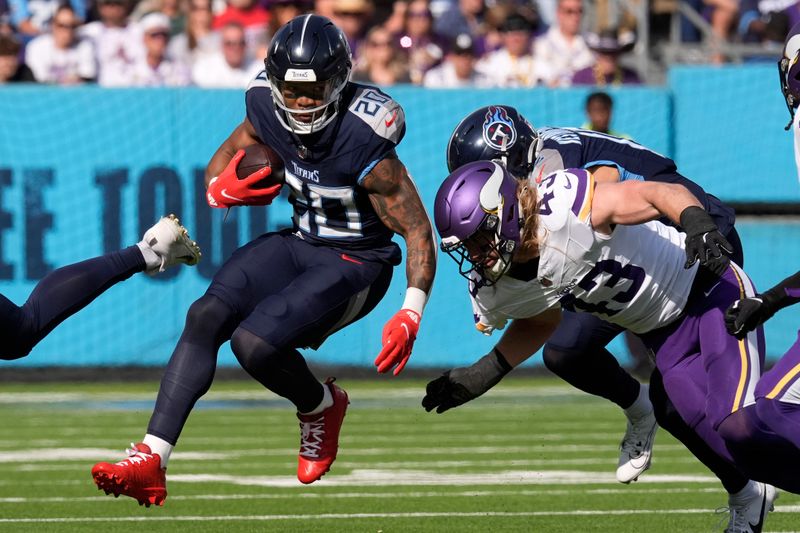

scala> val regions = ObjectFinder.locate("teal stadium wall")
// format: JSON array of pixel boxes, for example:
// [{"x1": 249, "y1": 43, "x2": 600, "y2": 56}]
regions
[{"x1": 0, "y1": 65, "x2": 798, "y2": 368}]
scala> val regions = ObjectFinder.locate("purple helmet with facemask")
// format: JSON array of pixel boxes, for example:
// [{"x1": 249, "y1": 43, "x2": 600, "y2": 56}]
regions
[
  {"x1": 779, "y1": 21, "x2": 800, "y2": 128},
  {"x1": 434, "y1": 160, "x2": 522, "y2": 286}
]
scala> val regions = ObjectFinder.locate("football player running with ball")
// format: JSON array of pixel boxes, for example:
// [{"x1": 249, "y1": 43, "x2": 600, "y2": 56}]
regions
[{"x1": 91, "y1": 14, "x2": 436, "y2": 507}]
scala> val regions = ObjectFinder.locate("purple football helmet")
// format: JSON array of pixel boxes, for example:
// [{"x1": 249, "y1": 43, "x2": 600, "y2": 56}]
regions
[
  {"x1": 434, "y1": 160, "x2": 522, "y2": 285},
  {"x1": 780, "y1": 21, "x2": 800, "y2": 128}
]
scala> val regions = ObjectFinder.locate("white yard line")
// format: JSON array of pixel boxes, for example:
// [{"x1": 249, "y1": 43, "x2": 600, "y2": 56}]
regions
[
  {"x1": 0, "y1": 507, "x2": 799, "y2": 524},
  {"x1": 0, "y1": 487, "x2": 747, "y2": 503},
  {"x1": 165, "y1": 469, "x2": 720, "y2": 487},
  {"x1": 0, "y1": 444, "x2": 689, "y2": 464}
]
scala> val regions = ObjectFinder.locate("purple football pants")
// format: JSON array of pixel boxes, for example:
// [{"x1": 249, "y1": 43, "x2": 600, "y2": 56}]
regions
[{"x1": 641, "y1": 263, "x2": 800, "y2": 493}]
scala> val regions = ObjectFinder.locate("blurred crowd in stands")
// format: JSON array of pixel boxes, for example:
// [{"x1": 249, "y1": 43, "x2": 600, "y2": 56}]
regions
[{"x1": 0, "y1": 0, "x2": 789, "y2": 86}]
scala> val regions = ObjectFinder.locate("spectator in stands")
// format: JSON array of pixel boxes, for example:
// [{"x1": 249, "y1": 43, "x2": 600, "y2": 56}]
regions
[
  {"x1": 7, "y1": 0, "x2": 87, "y2": 41},
  {"x1": 168, "y1": 0, "x2": 219, "y2": 66},
  {"x1": 331, "y1": 0, "x2": 372, "y2": 64},
  {"x1": 212, "y1": 0, "x2": 268, "y2": 57},
  {"x1": 706, "y1": 0, "x2": 739, "y2": 62},
  {"x1": 0, "y1": 32, "x2": 35, "y2": 82},
  {"x1": 423, "y1": 31, "x2": 489, "y2": 87},
  {"x1": 314, "y1": 0, "x2": 336, "y2": 19},
  {"x1": 24, "y1": 4, "x2": 96, "y2": 83},
  {"x1": 80, "y1": 0, "x2": 144, "y2": 87},
  {"x1": 107, "y1": 12, "x2": 190, "y2": 86},
  {"x1": 266, "y1": 0, "x2": 312, "y2": 38},
  {"x1": 571, "y1": 28, "x2": 641, "y2": 86},
  {"x1": 396, "y1": 0, "x2": 445, "y2": 84},
  {"x1": 191, "y1": 21, "x2": 261, "y2": 87},
  {"x1": 582, "y1": 91, "x2": 631, "y2": 137},
  {"x1": 433, "y1": 0, "x2": 487, "y2": 51},
  {"x1": 351, "y1": 25, "x2": 411, "y2": 85},
  {"x1": 131, "y1": 0, "x2": 188, "y2": 36},
  {"x1": 533, "y1": 0, "x2": 593, "y2": 87},
  {"x1": 475, "y1": 11, "x2": 542, "y2": 87},
  {"x1": 738, "y1": 0, "x2": 792, "y2": 50},
  {"x1": 381, "y1": 0, "x2": 408, "y2": 35}
]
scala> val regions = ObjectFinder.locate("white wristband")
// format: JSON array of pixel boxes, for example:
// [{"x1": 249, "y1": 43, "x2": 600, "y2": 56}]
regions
[{"x1": 402, "y1": 287, "x2": 428, "y2": 316}]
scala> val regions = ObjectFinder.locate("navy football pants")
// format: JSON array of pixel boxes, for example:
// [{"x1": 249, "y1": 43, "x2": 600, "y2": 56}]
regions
[
  {"x1": 147, "y1": 231, "x2": 392, "y2": 444},
  {"x1": 0, "y1": 246, "x2": 145, "y2": 360}
]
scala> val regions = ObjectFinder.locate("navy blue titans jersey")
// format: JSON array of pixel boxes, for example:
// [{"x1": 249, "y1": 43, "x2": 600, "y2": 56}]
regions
[
  {"x1": 531, "y1": 127, "x2": 736, "y2": 236},
  {"x1": 245, "y1": 76, "x2": 405, "y2": 264}
]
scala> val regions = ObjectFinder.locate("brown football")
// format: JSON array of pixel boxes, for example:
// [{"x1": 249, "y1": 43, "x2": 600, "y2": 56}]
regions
[{"x1": 236, "y1": 143, "x2": 285, "y2": 188}]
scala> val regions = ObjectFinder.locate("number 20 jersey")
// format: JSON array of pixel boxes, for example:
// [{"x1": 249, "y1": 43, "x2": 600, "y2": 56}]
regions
[
  {"x1": 471, "y1": 169, "x2": 698, "y2": 335},
  {"x1": 245, "y1": 76, "x2": 405, "y2": 264}
]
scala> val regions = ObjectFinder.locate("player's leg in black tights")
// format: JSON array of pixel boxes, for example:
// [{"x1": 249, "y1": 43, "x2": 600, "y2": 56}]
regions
[
  {"x1": 146, "y1": 294, "x2": 239, "y2": 445},
  {"x1": 649, "y1": 369, "x2": 749, "y2": 493},
  {"x1": 0, "y1": 246, "x2": 145, "y2": 360},
  {"x1": 542, "y1": 311, "x2": 640, "y2": 408},
  {"x1": 231, "y1": 328, "x2": 323, "y2": 413}
]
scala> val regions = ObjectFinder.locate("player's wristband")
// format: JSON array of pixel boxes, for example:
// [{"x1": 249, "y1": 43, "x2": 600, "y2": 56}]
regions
[{"x1": 401, "y1": 287, "x2": 428, "y2": 316}]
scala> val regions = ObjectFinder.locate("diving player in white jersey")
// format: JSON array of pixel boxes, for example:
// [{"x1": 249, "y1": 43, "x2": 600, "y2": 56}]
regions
[{"x1": 428, "y1": 162, "x2": 800, "y2": 530}]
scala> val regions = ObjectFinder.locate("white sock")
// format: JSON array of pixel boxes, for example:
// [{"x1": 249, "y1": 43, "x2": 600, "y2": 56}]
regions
[
  {"x1": 624, "y1": 384, "x2": 652, "y2": 419},
  {"x1": 136, "y1": 241, "x2": 161, "y2": 271},
  {"x1": 300, "y1": 383, "x2": 333, "y2": 416},
  {"x1": 729, "y1": 480, "x2": 759, "y2": 502},
  {"x1": 143, "y1": 434, "x2": 173, "y2": 469}
]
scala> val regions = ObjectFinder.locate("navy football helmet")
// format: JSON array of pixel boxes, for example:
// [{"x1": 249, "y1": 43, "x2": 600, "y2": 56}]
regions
[
  {"x1": 780, "y1": 21, "x2": 800, "y2": 128},
  {"x1": 446, "y1": 105, "x2": 542, "y2": 179},
  {"x1": 265, "y1": 14, "x2": 352, "y2": 135}
]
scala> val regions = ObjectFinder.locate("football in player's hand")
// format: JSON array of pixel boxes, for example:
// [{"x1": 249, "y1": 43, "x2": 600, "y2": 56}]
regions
[{"x1": 237, "y1": 143, "x2": 285, "y2": 188}]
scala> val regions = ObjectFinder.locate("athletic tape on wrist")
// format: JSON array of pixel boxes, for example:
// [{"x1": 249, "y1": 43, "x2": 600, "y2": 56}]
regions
[{"x1": 401, "y1": 287, "x2": 427, "y2": 316}]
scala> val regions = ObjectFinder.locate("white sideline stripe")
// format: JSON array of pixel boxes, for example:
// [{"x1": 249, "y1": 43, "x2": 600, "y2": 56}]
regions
[
  {"x1": 0, "y1": 487, "x2": 744, "y2": 503},
  {"x1": 5, "y1": 456, "x2": 705, "y2": 474},
  {"x1": 2, "y1": 507, "x2": 800, "y2": 523},
  {"x1": 0, "y1": 444, "x2": 689, "y2": 463},
  {"x1": 167, "y1": 469, "x2": 719, "y2": 487}
]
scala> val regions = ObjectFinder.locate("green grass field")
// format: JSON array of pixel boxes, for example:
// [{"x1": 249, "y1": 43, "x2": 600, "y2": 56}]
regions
[{"x1": 0, "y1": 376, "x2": 797, "y2": 532}]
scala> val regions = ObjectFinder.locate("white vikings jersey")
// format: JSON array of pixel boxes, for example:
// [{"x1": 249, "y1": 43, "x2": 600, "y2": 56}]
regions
[{"x1": 471, "y1": 169, "x2": 698, "y2": 334}]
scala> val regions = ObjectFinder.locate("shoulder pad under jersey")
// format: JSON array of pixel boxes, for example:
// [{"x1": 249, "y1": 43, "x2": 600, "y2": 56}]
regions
[
  {"x1": 536, "y1": 168, "x2": 594, "y2": 233},
  {"x1": 347, "y1": 85, "x2": 405, "y2": 144}
]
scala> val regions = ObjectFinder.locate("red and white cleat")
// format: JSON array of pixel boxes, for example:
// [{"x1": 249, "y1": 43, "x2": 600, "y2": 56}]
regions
[
  {"x1": 296, "y1": 378, "x2": 349, "y2": 484},
  {"x1": 91, "y1": 443, "x2": 167, "y2": 507}
]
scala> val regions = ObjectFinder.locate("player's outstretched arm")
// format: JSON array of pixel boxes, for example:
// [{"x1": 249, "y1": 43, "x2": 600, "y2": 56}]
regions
[
  {"x1": 591, "y1": 180, "x2": 733, "y2": 272},
  {"x1": 363, "y1": 152, "x2": 436, "y2": 376},
  {"x1": 726, "y1": 270, "x2": 800, "y2": 338},
  {"x1": 422, "y1": 309, "x2": 561, "y2": 413}
]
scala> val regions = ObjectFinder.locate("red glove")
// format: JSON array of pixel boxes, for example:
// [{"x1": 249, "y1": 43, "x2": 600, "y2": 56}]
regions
[
  {"x1": 206, "y1": 150, "x2": 282, "y2": 208},
  {"x1": 375, "y1": 309, "x2": 420, "y2": 375}
]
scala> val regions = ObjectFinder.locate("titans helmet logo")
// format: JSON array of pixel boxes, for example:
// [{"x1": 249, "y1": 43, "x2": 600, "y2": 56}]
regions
[{"x1": 482, "y1": 106, "x2": 517, "y2": 151}]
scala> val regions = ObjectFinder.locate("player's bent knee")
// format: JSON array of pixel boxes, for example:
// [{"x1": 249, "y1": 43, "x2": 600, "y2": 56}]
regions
[
  {"x1": 184, "y1": 295, "x2": 235, "y2": 336},
  {"x1": 231, "y1": 327, "x2": 282, "y2": 373},
  {"x1": 542, "y1": 344, "x2": 582, "y2": 374}
]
